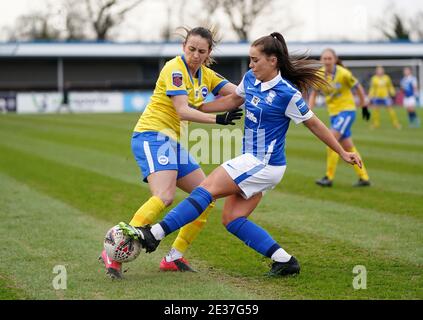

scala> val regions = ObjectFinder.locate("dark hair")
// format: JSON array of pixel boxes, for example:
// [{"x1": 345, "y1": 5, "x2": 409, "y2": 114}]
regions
[
  {"x1": 251, "y1": 32, "x2": 327, "y2": 94},
  {"x1": 322, "y1": 48, "x2": 344, "y2": 67},
  {"x1": 177, "y1": 26, "x2": 220, "y2": 66}
]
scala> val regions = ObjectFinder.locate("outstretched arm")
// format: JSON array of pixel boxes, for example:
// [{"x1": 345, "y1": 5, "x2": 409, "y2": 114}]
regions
[
  {"x1": 303, "y1": 115, "x2": 362, "y2": 168},
  {"x1": 172, "y1": 95, "x2": 216, "y2": 123},
  {"x1": 354, "y1": 83, "x2": 371, "y2": 121},
  {"x1": 355, "y1": 83, "x2": 368, "y2": 107},
  {"x1": 172, "y1": 94, "x2": 243, "y2": 125},
  {"x1": 199, "y1": 92, "x2": 245, "y2": 113}
]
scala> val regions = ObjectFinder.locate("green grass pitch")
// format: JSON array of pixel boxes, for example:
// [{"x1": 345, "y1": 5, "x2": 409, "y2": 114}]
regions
[{"x1": 0, "y1": 108, "x2": 422, "y2": 299}]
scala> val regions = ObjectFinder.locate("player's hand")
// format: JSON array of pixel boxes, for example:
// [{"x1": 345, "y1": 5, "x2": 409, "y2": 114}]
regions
[
  {"x1": 362, "y1": 106, "x2": 371, "y2": 121},
  {"x1": 216, "y1": 108, "x2": 243, "y2": 125},
  {"x1": 341, "y1": 151, "x2": 362, "y2": 168}
]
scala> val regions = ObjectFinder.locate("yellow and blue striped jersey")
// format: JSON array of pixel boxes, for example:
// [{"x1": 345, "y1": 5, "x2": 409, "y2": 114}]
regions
[
  {"x1": 317, "y1": 65, "x2": 359, "y2": 116},
  {"x1": 134, "y1": 55, "x2": 228, "y2": 141},
  {"x1": 368, "y1": 75, "x2": 395, "y2": 99}
]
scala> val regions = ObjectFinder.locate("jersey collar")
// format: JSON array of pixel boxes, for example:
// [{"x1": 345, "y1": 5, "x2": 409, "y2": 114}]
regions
[
  {"x1": 254, "y1": 72, "x2": 282, "y2": 92},
  {"x1": 181, "y1": 55, "x2": 203, "y2": 86},
  {"x1": 332, "y1": 65, "x2": 337, "y2": 80}
]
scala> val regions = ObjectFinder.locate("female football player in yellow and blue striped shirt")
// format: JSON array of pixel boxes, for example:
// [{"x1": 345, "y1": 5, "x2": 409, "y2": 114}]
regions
[
  {"x1": 308, "y1": 48, "x2": 371, "y2": 188},
  {"x1": 100, "y1": 27, "x2": 242, "y2": 279},
  {"x1": 369, "y1": 66, "x2": 401, "y2": 129}
]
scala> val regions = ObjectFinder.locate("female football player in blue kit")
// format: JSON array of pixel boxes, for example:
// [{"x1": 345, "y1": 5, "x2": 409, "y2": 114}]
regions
[
  {"x1": 401, "y1": 67, "x2": 420, "y2": 128},
  {"x1": 120, "y1": 32, "x2": 362, "y2": 276},
  {"x1": 100, "y1": 27, "x2": 242, "y2": 279}
]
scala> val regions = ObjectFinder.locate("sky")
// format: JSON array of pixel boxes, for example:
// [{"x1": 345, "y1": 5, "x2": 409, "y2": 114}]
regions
[{"x1": 0, "y1": 0, "x2": 422, "y2": 42}]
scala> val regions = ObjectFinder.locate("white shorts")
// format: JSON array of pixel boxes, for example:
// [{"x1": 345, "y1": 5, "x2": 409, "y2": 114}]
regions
[
  {"x1": 403, "y1": 96, "x2": 416, "y2": 108},
  {"x1": 222, "y1": 153, "x2": 286, "y2": 199}
]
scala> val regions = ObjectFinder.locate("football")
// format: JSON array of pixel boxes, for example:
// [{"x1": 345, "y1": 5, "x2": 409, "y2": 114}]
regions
[{"x1": 104, "y1": 225, "x2": 141, "y2": 263}]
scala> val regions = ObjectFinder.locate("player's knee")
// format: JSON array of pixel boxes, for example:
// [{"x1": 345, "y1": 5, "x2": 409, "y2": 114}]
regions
[
  {"x1": 199, "y1": 179, "x2": 211, "y2": 189},
  {"x1": 198, "y1": 180, "x2": 215, "y2": 196},
  {"x1": 221, "y1": 213, "x2": 233, "y2": 227},
  {"x1": 153, "y1": 192, "x2": 174, "y2": 207}
]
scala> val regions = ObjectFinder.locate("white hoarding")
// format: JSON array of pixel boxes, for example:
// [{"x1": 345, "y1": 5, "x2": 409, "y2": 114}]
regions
[
  {"x1": 17, "y1": 92, "x2": 62, "y2": 114},
  {"x1": 16, "y1": 92, "x2": 124, "y2": 113},
  {"x1": 70, "y1": 92, "x2": 123, "y2": 113}
]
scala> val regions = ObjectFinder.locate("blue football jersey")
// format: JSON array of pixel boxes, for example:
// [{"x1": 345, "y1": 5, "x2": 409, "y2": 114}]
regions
[
  {"x1": 400, "y1": 75, "x2": 417, "y2": 97},
  {"x1": 236, "y1": 70, "x2": 314, "y2": 166}
]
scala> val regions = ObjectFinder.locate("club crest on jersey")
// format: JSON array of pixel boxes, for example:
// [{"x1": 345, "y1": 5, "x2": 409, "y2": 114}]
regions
[
  {"x1": 251, "y1": 96, "x2": 260, "y2": 106},
  {"x1": 172, "y1": 71, "x2": 183, "y2": 87},
  {"x1": 265, "y1": 90, "x2": 276, "y2": 105},
  {"x1": 158, "y1": 155, "x2": 169, "y2": 165},
  {"x1": 201, "y1": 86, "x2": 208, "y2": 98}
]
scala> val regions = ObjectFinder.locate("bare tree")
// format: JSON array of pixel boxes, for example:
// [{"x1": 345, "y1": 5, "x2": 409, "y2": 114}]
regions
[
  {"x1": 7, "y1": 10, "x2": 61, "y2": 41},
  {"x1": 203, "y1": 2, "x2": 220, "y2": 21},
  {"x1": 6, "y1": 0, "x2": 89, "y2": 41},
  {"x1": 4, "y1": 0, "x2": 145, "y2": 41},
  {"x1": 84, "y1": 0, "x2": 144, "y2": 40},
  {"x1": 160, "y1": 1, "x2": 173, "y2": 41},
  {"x1": 159, "y1": 0, "x2": 189, "y2": 41},
  {"x1": 62, "y1": 0, "x2": 90, "y2": 40},
  {"x1": 220, "y1": 0, "x2": 273, "y2": 41},
  {"x1": 197, "y1": 0, "x2": 290, "y2": 41},
  {"x1": 380, "y1": 13, "x2": 411, "y2": 41},
  {"x1": 410, "y1": 11, "x2": 423, "y2": 41}
]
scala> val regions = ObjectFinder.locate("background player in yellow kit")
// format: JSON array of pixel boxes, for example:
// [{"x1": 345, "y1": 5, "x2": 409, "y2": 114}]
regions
[
  {"x1": 368, "y1": 66, "x2": 401, "y2": 129},
  {"x1": 308, "y1": 48, "x2": 371, "y2": 188},
  {"x1": 100, "y1": 26, "x2": 242, "y2": 279}
]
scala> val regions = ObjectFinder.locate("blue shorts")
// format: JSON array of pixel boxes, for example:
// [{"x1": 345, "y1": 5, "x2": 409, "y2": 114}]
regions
[
  {"x1": 330, "y1": 111, "x2": 356, "y2": 140},
  {"x1": 371, "y1": 98, "x2": 392, "y2": 106},
  {"x1": 132, "y1": 131, "x2": 200, "y2": 182}
]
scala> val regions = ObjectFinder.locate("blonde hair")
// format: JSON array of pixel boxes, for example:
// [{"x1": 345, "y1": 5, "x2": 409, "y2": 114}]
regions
[{"x1": 321, "y1": 48, "x2": 344, "y2": 67}]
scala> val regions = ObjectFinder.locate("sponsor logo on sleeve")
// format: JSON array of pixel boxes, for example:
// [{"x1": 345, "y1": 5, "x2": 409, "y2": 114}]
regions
[
  {"x1": 172, "y1": 71, "x2": 183, "y2": 87},
  {"x1": 295, "y1": 99, "x2": 309, "y2": 115}
]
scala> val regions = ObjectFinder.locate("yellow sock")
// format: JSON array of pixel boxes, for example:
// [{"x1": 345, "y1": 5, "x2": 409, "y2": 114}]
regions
[
  {"x1": 372, "y1": 108, "x2": 380, "y2": 128},
  {"x1": 129, "y1": 196, "x2": 166, "y2": 227},
  {"x1": 172, "y1": 201, "x2": 215, "y2": 254},
  {"x1": 349, "y1": 147, "x2": 369, "y2": 181},
  {"x1": 326, "y1": 147, "x2": 339, "y2": 180},
  {"x1": 388, "y1": 108, "x2": 401, "y2": 128}
]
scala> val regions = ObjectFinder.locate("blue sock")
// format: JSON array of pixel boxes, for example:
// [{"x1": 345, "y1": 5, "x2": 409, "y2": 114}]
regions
[
  {"x1": 409, "y1": 112, "x2": 416, "y2": 122},
  {"x1": 226, "y1": 217, "x2": 280, "y2": 258},
  {"x1": 159, "y1": 187, "x2": 213, "y2": 235}
]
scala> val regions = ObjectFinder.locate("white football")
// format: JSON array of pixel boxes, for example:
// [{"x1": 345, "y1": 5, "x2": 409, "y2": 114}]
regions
[{"x1": 104, "y1": 225, "x2": 141, "y2": 263}]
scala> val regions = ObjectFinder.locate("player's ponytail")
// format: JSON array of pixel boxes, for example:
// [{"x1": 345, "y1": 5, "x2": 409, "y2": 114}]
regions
[{"x1": 252, "y1": 32, "x2": 327, "y2": 94}]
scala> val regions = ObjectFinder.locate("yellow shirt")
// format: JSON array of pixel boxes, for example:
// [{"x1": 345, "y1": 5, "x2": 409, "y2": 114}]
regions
[
  {"x1": 134, "y1": 55, "x2": 228, "y2": 141},
  {"x1": 318, "y1": 65, "x2": 358, "y2": 116},
  {"x1": 368, "y1": 75, "x2": 395, "y2": 99}
]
